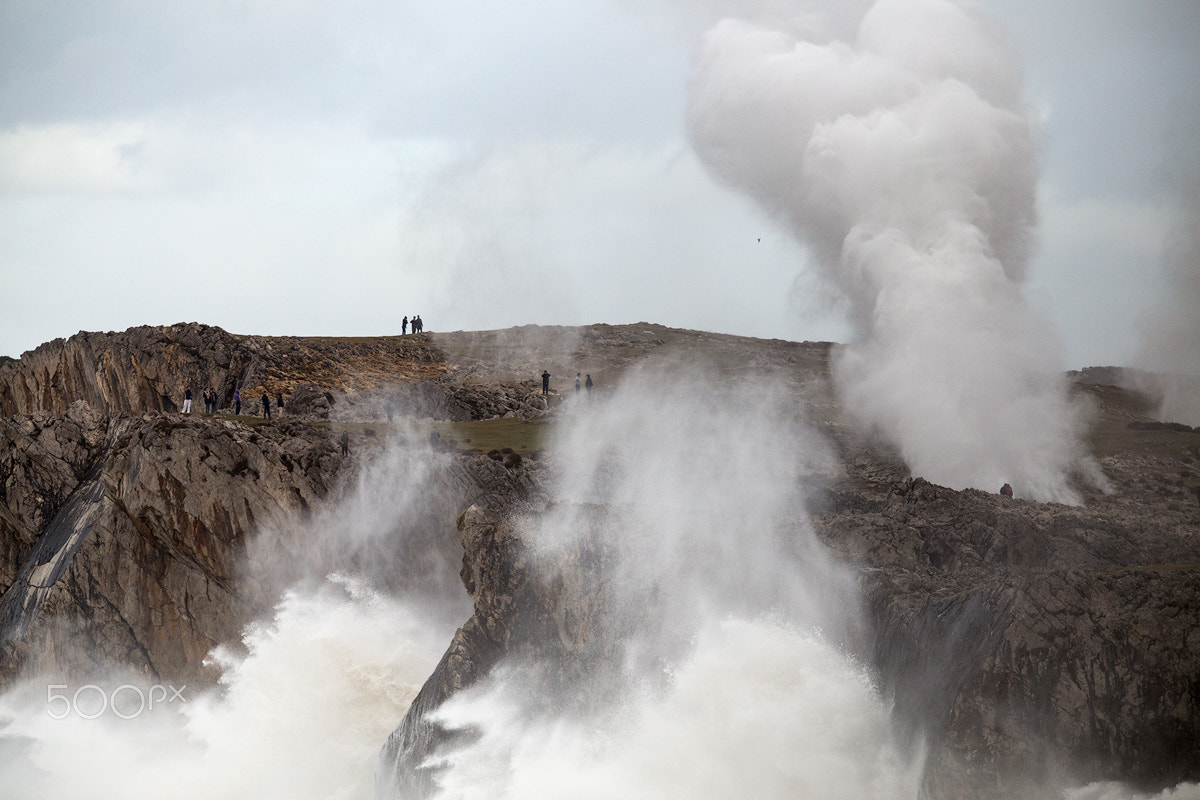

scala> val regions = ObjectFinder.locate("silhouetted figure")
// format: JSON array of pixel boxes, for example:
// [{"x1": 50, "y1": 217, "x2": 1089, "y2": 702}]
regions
[
  {"x1": 183, "y1": 387, "x2": 193, "y2": 414},
  {"x1": 1000, "y1": 483, "x2": 1013, "y2": 498},
  {"x1": 209, "y1": 388, "x2": 218, "y2": 413},
  {"x1": 262, "y1": 392, "x2": 271, "y2": 420},
  {"x1": 339, "y1": 431, "x2": 350, "y2": 455},
  {"x1": 402, "y1": 316, "x2": 408, "y2": 335},
  {"x1": 276, "y1": 393, "x2": 284, "y2": 416},
  {"x1": 575, "y1": 373, "x2": 581, "y2": 393},
  {"x1": 585, "y1": 374, "x2": 593, "y2": 395},
  {"x1": 234, "y1": 389, "x2": 242, "y2": 415},
  {"x1": 542, "y1": 370, "x2": 551, "y2": 396},
  {"x1": 414, "y1": 315, "x2": 423, "y2": 333}
]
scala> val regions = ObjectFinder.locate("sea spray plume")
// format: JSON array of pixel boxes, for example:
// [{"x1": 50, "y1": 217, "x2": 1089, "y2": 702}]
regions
[
  {"x1": 429, "y1": 620, "x2": 923, "y2": 800},
  {"x1": 542, "y1": 363, "x2": 856, "y2": 638},
  {"x1": 406, "y1": 365, "x2": 923, "y2": 798},
  {"x1": 245, "y1": 421, "x2": 471, "y2": 627},
  {"x1": 1135, "y1": 150, "x2": 1200, "y2": 427},
  {"x1": 686, "y1": 0, "x2": 1100, "y2": 502}
]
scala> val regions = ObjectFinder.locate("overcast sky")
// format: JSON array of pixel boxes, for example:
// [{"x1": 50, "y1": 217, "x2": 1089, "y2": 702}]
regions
[{"x1": 1, "y1": 0, "x2": 1196, "y2": 368}]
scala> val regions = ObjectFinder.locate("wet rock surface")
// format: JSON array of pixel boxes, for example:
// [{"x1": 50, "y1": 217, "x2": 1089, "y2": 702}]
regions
[{"x1": 1, "y1": 322, "x2": 1197, "y2": 799}]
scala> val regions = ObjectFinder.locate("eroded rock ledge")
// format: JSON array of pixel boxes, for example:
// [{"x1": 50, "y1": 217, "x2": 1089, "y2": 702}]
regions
[{"x1": 381, "y1": 479, "x2": 1200, "y2": 800}]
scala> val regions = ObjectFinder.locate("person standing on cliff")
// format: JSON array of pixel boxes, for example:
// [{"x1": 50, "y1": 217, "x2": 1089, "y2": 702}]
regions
[
  {"x1": 183, "y1": 387, "x2": 193, "y2": 414},
  {"x1": 234, "y1": 389, "x2": 242, "y2": 415},
  {"x1": 262, "y1": 392, "x2": 271, "y2": 420},
  {"x1": 542, "y1": 370, "x2": 551, "y2": 396},
  {"x1": 585, "y1": 374, "x2": 593, "y2": 395},
  {"x1": 575, "y1": 373, "x2": 581, "y2": 394},
  {"x1": 339, "y1": 430, "x2": 350, "y2": 456},
  {"x1": 402, "y1": 316, "x2": 408, "y2": 335},
  {"x1": 276, "y1": 392, "x2": 284, "y2": 417}
]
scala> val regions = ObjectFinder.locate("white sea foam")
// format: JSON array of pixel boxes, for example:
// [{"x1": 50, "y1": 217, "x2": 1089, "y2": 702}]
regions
[{"x1": 0, "y1": 576, "x2": 449, "y2": 800}]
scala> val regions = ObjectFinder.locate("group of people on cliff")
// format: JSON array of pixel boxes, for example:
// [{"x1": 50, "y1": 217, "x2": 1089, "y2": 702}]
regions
[
  {"x1": 402, "y1": 315, "x2": 424, "y2": 335},
  {"x1": 182, "y1": 386, "x2": 284, "y2": 419},
  {"x1": 540, "y1": 370, "x2": 593, "y2": 397}
]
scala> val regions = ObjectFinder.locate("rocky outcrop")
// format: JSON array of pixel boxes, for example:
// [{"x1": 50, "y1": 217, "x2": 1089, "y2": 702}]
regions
[
  {"x1": 0, "y1": 408, "x2": 345, "y2": 683},
  {"x1": 379, "y1": 502, "x2": 626, "y2": 798},
  {"x1": 375, "y1": 367, "x2": 1200, "y2": 800},
  {"x1": 0, "y1": 406, "x2": 554, "y2": 687},
  {"x1": 0, "y1": 323, "x2": 450, "y2": 418},
  {"x1": 378, "y1": 474, "x2": 1200, "y2": 800},
  {"x1": 810, "y1": 478, "x2": 1200, "y2": 798},
  {"x1": 3, "y1": 322, "x2": 1198, "y2": 799}
]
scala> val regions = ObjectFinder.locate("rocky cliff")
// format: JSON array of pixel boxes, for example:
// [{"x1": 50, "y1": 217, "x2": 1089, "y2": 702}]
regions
[
  {"x1": 0, "y1": 323, "x2": 448, "y2": 418},
  {"x1": 0, "y1": 405, "x2": 343, "y2": 683},
  {"x1": 1, "y1": 322, "x2": 1198, "y2": 799}
]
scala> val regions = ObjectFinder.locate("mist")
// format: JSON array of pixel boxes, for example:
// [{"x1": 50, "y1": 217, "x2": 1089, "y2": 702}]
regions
[
  {"x1": 393, "y1": 363, "x2": 926, "y2": 799},
  {"x1": 686, "y1": 0, "x2": 1100, "y2": 502},
  {"x1": 1134, "y1": 135, "x2": 1200, "y2": 426}
]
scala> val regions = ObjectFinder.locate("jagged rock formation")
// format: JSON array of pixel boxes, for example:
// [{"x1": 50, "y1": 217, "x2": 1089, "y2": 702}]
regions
[
  {"x1": 0, "y1": 322, "x2": 568, "y2": 686},
  {"x1": 379, "y1": 502, "x2": 636, "y2": 797},
  {"x1": 373, "y1": 340, "x2": 1200, "y2": 799},
  {"x1": 0, "y1": 408, "x2": 344, "y2": 683},
  {"x1": 0, "y1": 323, "x2": 448, "y2": 418},
  {"x1": 376, "y1": 472, "x2": 1200, "y2": 800},
  {"x1": 1, "y1": 322, "x2": 1198, "y2": 799},
  {"x1": 812, "y1": 476, "x2": 1200, "y2": 798}
]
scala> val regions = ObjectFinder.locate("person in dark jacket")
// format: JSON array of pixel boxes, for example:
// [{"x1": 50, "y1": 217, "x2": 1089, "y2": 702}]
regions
[
  {"x1": 262, "y1": 392, "x2": 271, "y2": 420},
  {"x1": 541, "y1": 370, "x2": 551, "y2": 396}
]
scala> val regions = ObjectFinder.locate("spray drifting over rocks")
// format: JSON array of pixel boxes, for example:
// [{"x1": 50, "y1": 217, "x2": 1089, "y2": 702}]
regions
[{"x1": 686, "y1": 0, "x2": 1100, "y2": 502}]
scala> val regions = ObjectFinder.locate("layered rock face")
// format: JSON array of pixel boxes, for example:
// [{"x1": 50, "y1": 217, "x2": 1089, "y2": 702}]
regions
[
  {"x1": 374, "y1": 351, "x2": 1200, "y2": 800},
  {"x1": 0, "y1": 323, "x2": 563, "y2": 687},
  {"x1": 380, "y1": 478, "x2": 1200, "y2": 800},
  {"x1": 0, "y1": 322, "x2": 449, "y2": 418},
  {"x1": 0, "y1": 407, "x2": 343, "y2": 683},
  {"x1": 2, "y1": 322, "x2": 1198, "y2": 799},
  {"x1": 814, "y1": 477, "x2": 1200, "y2": 798}
]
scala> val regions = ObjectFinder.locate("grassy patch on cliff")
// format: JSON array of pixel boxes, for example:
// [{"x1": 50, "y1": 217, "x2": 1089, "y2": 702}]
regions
[{"x1": 434, "y1": 418, "x2": 550, "y2": 454}]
